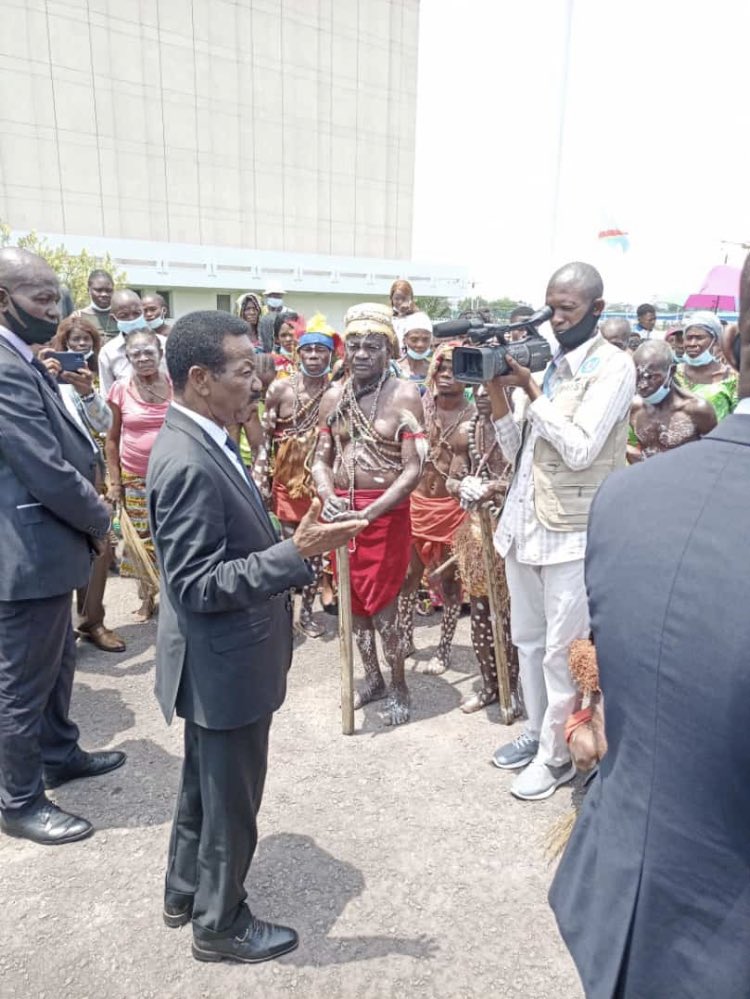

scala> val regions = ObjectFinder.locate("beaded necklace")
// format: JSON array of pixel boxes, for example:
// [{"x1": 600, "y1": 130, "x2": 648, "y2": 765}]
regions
[
  {"x1": 426, "y1": 399, "x2": 473, "y2": 480},
  {"x1": 329, "y1": 371, "x2": 403, "y2": 506}
]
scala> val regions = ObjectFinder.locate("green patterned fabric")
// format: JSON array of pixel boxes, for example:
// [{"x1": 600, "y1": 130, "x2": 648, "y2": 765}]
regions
[{"x1": 675, "y1": 368, "x2": 738, "y2": 421}]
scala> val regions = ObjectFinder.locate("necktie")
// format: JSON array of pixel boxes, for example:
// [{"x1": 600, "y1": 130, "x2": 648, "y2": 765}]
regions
[
  {"x1": 223, "y1": 434, "x2": 268, "y2": 515},
  {"x1": 31, "y1": 357, "x2": 61, "y2": 396}
]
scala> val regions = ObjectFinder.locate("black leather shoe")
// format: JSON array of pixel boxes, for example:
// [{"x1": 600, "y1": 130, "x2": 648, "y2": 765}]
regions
[
  {"x1": 192, "y1": 917, "x2": 299, "y2": 964},
  {"x1": 44, "y1": 750, "x2": 127, "y2": 790},
  {"x1": 163, "y1": 893, "x2": 193, "y2": 929},
  {"x1": 1, "y1": 799, "x2": 93, "y2": 845}
]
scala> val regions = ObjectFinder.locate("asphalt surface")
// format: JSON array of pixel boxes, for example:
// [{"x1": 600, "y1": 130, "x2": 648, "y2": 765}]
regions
[{"x1": 0, "y1": 577, "x2": 583, "y2": 998}]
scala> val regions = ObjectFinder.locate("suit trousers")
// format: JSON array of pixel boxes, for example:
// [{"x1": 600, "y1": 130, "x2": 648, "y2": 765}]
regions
[
  {"x1": 0, "y1": 593, "x2": 81, "y2": 813},
  {"x1": 75, "y1": 541, "x2": 112, "y2": 633},
  {"x1": 505, "y1": 548, "x2": 589, "y2": 767},
  {"x1": 165, "y1": 715, "x2": 272, "y2": 939}
]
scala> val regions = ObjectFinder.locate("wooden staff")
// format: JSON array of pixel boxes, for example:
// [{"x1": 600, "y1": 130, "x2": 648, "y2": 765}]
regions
[
  {"x1": 337, "y1": 545, "x2": 355, "y2": 735},
  {"x1": 478, "y1": 508, "x2": 514, "y2": 725}
]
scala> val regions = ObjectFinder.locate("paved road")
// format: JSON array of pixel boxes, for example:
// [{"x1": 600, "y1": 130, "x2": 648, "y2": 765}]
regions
[{"x1": 0, "y1": 577, "x2": 582, "y2": 998}]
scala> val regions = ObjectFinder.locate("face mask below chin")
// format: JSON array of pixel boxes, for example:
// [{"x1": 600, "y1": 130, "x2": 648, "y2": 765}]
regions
[
  {"x1": 406, "y1": 347, "x2": 432, "y2": 361},
  {"x1": 3, "y1": 294, "x2": 58, "y2": 345},
  {"x1": 147, "y1": 316, "x2": 165, "y2": 330},
  {"x1": 684, "y1": 347, "x2": 715, "y2": 367},
  {"x1": 117, "y1": 316, "x2": 148, "y2": 335},
  {"x1": 555, "y1": 304, "x2": 600, "y2": 352},
  {"x1": 642, "y1": 377, "x2": 671, "y2": 405}
]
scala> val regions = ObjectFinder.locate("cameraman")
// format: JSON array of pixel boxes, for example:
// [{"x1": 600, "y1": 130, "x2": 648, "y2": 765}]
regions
[{"x1": 484, "y1": 262, "x2": 635, "y2": 801}]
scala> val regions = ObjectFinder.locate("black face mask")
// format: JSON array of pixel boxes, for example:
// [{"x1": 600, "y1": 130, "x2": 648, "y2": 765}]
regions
[
  {"x1": 2, "y1": 293, "x2": 58, "y2": 345},
  {"x1": 555, "y1": 304, "x2": 600, "y2": 353}
]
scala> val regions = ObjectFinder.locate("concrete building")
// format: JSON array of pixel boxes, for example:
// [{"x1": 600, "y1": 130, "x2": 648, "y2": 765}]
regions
[{"x1": 0, "y1": 0, "x2": 467, "y2": 323}]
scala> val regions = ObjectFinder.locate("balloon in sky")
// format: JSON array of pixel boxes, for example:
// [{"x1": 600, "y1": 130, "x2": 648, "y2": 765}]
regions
[{"x1": 598, "y1": 227, "x2": 630, "y2": 253}]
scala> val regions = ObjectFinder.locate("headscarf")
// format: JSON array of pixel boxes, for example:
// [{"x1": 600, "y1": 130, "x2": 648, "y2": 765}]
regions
[
  {"x1": 344, "y1": 303, "x2": 399, "y2": 357},
  {"x1": 683, "y1": 311, "x2": 722, "y2": 340},
  {"x1": 399, "y1": 311, "x2": 433, "y2": 336},
  {"x1": 426, "y1": 340, "x2": 462, "y2": 391},
  {"x1": 235, "y1": 292, "x2": 261, "y2": 319}
]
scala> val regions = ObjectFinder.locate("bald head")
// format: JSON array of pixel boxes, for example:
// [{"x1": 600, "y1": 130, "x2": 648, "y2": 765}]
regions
[
  {"x1": 0, "y1": 248, "x2": 61, "y2": 343},
  {"x1": 110, "y1": 289, "x2": 143, "y2": 323},
  {"x1": 600, "y1": 318, "x2": 631, "y2": 351},
  {"x1": 633, "y1": 339, "x2": 673, "y2": 372},
  {"x1": 0, "y1": 247, "x2": 57, "y2": 293},
  {"x1": 547, "y1": 261, "x2": 604, "y2": 302}
]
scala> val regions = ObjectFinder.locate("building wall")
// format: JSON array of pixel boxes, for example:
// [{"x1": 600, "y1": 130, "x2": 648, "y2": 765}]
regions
[
  {"x1": 0, "y1": 0, "x2": 420, "y2": 259},
  {"x1": 147, "y1": 287, "x2": 393, "y2": 331}
]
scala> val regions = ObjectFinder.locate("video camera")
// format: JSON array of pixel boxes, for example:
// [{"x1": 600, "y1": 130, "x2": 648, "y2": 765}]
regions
[{"x1": 433, "y1": 306, "x2": 553, "y2": 384}]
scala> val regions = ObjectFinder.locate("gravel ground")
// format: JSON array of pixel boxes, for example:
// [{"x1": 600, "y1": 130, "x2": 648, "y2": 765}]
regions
[{"x1": 0, "y1": 577, "x2": 583, "y2": 999}]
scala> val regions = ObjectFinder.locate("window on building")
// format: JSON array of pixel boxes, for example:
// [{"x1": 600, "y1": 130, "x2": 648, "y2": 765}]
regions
[{"x1": 216, "y1": 294, "x2": 232, "y2": 312}]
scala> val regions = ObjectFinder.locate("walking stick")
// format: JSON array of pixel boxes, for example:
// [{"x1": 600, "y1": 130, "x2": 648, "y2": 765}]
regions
[
  {"x1": 478, "y1": 508, "x2": 514, "y2": 725},
  {"x1": 337, "y1": 545, "x2": 355, "y2": 735}
]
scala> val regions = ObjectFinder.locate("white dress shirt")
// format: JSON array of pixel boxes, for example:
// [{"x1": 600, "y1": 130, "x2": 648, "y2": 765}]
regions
[
  {"x1": 493, "y1": 337, "x2": 636, "y2": 566},
  {"x1": 734, "y1": 397, "x2": 750, "y2": 415},
  {"x1": 170, "y1": 402, "x2": 250, "y2": 489},
  {"x1": 99, "y1": 331, "x2": 167, "y2": 395}
]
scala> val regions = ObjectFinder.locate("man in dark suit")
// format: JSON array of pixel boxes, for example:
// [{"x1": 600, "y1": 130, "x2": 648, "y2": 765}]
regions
[
  {"x1": 0, "y1": 249, "x2": 126, "y2": 846},
  {"x1": 549, "y1": 251, "x2": 750, "y2": 997},
  {"x1": 147, "y1": 310, "x2": 364, "y2": 965}
]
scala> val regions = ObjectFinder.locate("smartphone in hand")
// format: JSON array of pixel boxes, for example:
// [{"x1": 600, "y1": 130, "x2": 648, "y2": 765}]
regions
[{"x1": 46, "y1": 351, "x2": 88, "y2": 372}]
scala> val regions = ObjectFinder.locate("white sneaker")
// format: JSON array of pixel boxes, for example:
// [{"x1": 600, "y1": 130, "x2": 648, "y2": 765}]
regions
[
  {"x1": 510, "y1": 759, "x2": 575, "y2": 801},
  {"x1": 491, "y1": 732, "x2": 539, "y2": 770}
]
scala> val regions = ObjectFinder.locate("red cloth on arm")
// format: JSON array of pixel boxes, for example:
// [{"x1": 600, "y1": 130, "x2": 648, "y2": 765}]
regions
[
  {"x1": 409, "y1": 492, "x2": 468, "y2": 568},
  {"x1": 332, "y1": 488, "x2": 411, "y2": 617}
]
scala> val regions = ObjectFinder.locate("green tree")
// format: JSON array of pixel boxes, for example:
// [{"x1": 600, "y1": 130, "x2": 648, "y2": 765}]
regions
[
  {"x1": 0, "y1": 222, "x2": 127, "y2": 307},
  {"x1": 416, "y1": 295, "x2": 452, "y2": 320}
]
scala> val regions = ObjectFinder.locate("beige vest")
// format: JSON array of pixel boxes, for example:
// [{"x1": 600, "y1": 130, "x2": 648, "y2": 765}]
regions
[{"x1": 531, "y1": 336, "x2": 629, "y2": 533}]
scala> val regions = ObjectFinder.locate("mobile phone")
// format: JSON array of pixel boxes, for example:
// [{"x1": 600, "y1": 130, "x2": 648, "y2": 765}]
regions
[{"x1": 47, "y1": 351, "x2": 87, "y2": 372}]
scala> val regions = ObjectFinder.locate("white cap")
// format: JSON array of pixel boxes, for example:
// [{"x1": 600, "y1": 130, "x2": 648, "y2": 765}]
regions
[{"x1": 264, "y1": 285, "x2": 285, "y2": 297}]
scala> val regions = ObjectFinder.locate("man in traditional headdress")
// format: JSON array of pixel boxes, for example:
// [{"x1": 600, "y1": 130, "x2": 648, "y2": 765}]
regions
[
  {"x1": 255, "y1": 322, "x2": 336, "y2": 638},
  {"x1": 312, "y1": 303, "x2": 424, "y2": 725},
  {"x1": 400, "y1": 342, "x2": 475, "y2": 675}
]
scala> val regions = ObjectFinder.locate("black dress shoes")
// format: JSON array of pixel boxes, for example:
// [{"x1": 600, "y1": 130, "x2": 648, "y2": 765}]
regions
[
  {"x1": 1, "y1": 799, "x2": 93, "y2": 845},
  {"x1": 163, "y1": 892, "x2": 193, "y2": 929},
  {"x1": 44, "y1": 749, "x2": 127, "y2": 790},
  {"x1": 192, "y1": 916, "x2": 299, "y2": 964}
]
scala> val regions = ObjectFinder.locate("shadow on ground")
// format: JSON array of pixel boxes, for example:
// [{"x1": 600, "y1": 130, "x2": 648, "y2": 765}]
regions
[
  {"x1": 251, "y1": 833, "x2": 438, "y2": 967},
  {"x1": 50, "y1": 736, "x2": 181, "y2": 830}
]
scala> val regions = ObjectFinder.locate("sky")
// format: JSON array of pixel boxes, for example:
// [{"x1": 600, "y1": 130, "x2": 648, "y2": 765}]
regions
[{"x1": 412, "y1": 0, "x2": 750, "y2": 306}]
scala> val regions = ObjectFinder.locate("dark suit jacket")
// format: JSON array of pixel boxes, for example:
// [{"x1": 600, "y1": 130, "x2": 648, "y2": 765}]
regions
[
  {"x1": 0, "y1": 338, "x2": 110, "y2": 601},
  {"x1": 147, "y1": 405, "x2": 313, "y2": 730},
  {"x1": 549, "y1": 414, "x2": 750, "y2": 999}
]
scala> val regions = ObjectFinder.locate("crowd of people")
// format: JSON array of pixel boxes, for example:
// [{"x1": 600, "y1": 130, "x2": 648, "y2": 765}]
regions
[{"x1": 1, "y1": 244, "x2": 747, "y2": 989}]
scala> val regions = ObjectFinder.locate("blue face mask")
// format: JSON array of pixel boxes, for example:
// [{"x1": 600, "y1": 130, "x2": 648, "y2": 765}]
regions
[
  {"x1": 406, "y1": 347, "x2": 432, "y2": 361},
  {"x1": 266, "y1": 296, "x2": 283, "y2": 309},
  {"x1": 300, "y1": 361, "x2": 331, "y2": 378},
  {"x1": 684, "y1": 346, "x2": 714, "y2": 367},
  {"x1": 672, "y1": 350, "x2": 682, "y2": 363},
  {"x1": 147, "y1": 315, "x2": 165, "y2": 330},
  {"x1": 642, "y1": 377, "x2": 671, "y2": 405},
  {"x1": 117, "y1": 315, "x2": 148, "y2": 335}
]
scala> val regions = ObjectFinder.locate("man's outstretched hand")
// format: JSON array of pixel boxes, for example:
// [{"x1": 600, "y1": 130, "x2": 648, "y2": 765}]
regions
[{"x1": 292, "y1": 497, "x2": 366, "y2": 559}]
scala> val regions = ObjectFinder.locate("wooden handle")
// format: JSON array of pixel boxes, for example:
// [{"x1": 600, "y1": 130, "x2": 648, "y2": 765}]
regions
[{"x1": 336, "y1": 545, "x2": 355, "y2": 735}]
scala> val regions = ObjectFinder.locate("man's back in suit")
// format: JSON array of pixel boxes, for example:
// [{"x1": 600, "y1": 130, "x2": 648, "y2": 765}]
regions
[{"x1": 550, "y1": 413, "x2": 750, "y2": 998}]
